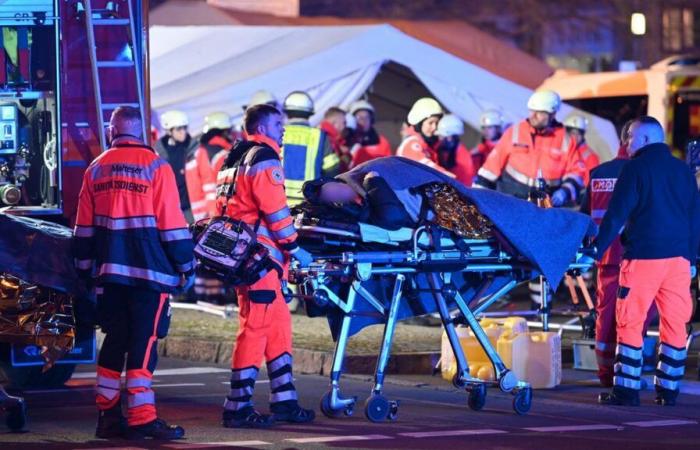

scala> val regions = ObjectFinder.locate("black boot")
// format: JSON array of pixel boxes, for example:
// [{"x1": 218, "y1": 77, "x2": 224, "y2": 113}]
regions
[
  {"x1": 598, "y1": 387, "x2": 640, "y2": 406},
  {"x1": 270, "y1": 401, "x2": 315, "y2": 424},
  {"x1": 126, "y1": 418, "x2": 185, "y2": 440},
  {"x1": 95, "y1": 404, "x2": 126, "y2": 439},
  {"x1": 222, "y1": 407, "x2": 275, "y2": 429},
  {"x1": 654, "y1": 387, "x2": 678, "y2": 406},
  {"x1": 5, "y1": 397, "x2": 26, "y2": 432}
]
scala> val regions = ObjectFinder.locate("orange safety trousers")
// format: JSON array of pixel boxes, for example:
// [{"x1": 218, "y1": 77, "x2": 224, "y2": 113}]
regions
[{"x1": 613, "y1": 257, "x2": 692, "y2": 393}]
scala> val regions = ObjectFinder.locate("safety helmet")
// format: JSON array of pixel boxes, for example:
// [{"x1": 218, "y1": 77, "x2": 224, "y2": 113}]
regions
[
  {"x1": 248, "y1": 89, "x2": 278, "y2": 108},
  {"x1": 349, "y1": 99, "x2": 375, "y2": 116},
  {"x1": 345, "y1": 112, "x2": 357, "y2": 130},
  {"x1": 480, "y1": 109, "x2": 504, "y2": 128},
  {"x1": 203, "y1": 111, "x2": 232, "y2": 133},
  {"x1": 564, "y1": 115, "x2": 588, "y2": 131},
  {"x1": 160, "y1": 110, "x2": 188, "y2": 130},
  {"x1": 436, "y1": 114, "x2": 464, "y2": 137},
  {"x1": 407, "y1": 97, "x2": 443, "y2": 125},
  {"x1": 527, "y1": 89, "x2": 561, "y2": 114},
  {"x1": 283, "y1": 91, "x2": 314, "y2": 115}
]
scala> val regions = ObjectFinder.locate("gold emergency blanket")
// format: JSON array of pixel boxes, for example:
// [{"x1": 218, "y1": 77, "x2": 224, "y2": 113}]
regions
[
  {"x1": 422, "y1": 183, "x2": 495, "y2": 239},
  {"x1": 0, "y1": 274, "x2": 75, "y2": 369}
]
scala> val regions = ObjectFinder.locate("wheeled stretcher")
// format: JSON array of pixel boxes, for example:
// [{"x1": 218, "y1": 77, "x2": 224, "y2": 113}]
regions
[{"x1": 289, "y1": 212, "x2": 594, "y2": 422}]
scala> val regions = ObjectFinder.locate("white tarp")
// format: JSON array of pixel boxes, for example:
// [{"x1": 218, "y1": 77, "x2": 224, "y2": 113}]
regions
[{"x1": 150, "y1": 24, "x2": 619, "y2": 159}]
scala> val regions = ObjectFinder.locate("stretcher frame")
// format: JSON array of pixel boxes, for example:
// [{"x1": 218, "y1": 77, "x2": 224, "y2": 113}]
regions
[{"x1": 291, "y1": 221, "x2": 592, "y2": 421}]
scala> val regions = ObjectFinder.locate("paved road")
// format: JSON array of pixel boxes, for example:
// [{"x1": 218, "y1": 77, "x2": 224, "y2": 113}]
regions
[{"x1": 2, "y1": 357, "x2": 700, "y2": 449}]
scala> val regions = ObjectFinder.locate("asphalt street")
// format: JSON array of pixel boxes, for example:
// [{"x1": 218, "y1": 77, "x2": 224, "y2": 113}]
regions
[{"x1": 2, "y1": 357, "x2": 700, "y2": 449}]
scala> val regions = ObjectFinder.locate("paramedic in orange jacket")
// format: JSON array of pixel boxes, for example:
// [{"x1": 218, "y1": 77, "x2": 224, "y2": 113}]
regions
[
  {"x1": 564, "y1": 115, "x2": 600, "y2": 186},
  {"x1": 471, "y1": 110, "x2": 504, "y2": 172},
  {"x1": 347, "y1": 100, "x2": 392, "y2": 168},
  {"x1": 474, "y1": 90, "x2": 586, "y2": 206},
  {"x1": 216, "y1": 104, "x2": 315, "y2": 428},
  {"x1": 74, "y1": 106, "x2": 194, "y2": 440},
  {"x1": 396, "y1": 97, "x2": 455, "y2": 178},
  {"x1": 435, "y1": 114, "x2": 475, "y2": 186}
]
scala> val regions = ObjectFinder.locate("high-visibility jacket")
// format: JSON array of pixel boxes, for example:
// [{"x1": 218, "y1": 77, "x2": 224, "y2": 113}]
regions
[
  {"x1": 351, "y1": 134, "x2": 392, "y2": 168},
  {"x1": 571, "y1": 141, "x2": 600, "y2": 186},
  {"x1": 396, "y1": 129, "x2": 455, "y2": 178},
  {"x1": 476, "y1": 119, "x2": 585, "y2": 201},
  {"x1": 216, "y1": 134, "x2": 299, "y2": 269},
  {"x1": 319, "y1": 120, "x2": 351, "y2": 172},
  {"x1": 281, "y1": 120, "x2": 340, "y2": 206},
  {"x1": 471, "y1": 139, "x2": 498, "y2": 173},
  {"x1": 438, "y1": 142, "x2": 474, "y2": 187},
  {"x1": 202, "y1": 135, "x2": 231, "y2": 161},
  {"x1": 73, "y1": 140, "x2": 195, "y2": 292}
]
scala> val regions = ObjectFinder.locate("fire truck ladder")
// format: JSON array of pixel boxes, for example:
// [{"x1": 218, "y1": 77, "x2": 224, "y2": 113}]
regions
[{"x1": 81, "y1": 0, "x2": 146, "y2": 150}]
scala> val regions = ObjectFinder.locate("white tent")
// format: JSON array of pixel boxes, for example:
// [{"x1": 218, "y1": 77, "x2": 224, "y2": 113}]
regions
[{"x1": 150, "y1": 24, "x2": 619, "y2": 159}]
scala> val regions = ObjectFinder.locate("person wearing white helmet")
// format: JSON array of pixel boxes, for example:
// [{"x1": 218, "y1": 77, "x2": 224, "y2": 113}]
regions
[
  {"x1": 280, "y1": 91, "x2": 340, "y2": 206},
  {"x1": 396, "y1": 97, "x2": 455, "y2": 177},
  {"x1": 346, "y1": 99, "x2": 392, "y2": 168},
  {"x1": 472, "y1": 110, "x2": 505, "y2": 173},
  {"x1": 435, "y1": 114, "x2": 475, "y2": 186},
  {"x1": 319, "y1": 106, "x2": 352, "y2": 172},
  {"x1": 244, "y1": 90, "x2": 279, "y2": 110},
  {"x1": 564, "y1": 115, "x2": 600, "y2": 186},
  {"x1": 474, "y1": 89, "x2": 586, "y2": 207},
  {"x1": 155, "y1": 110, "x2": 215, "y2": 223}
]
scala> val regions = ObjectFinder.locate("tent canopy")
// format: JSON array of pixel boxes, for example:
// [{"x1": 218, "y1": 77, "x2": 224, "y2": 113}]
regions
[{"x1": 150, "y1": 24, "x2": 619, "y2": 159}]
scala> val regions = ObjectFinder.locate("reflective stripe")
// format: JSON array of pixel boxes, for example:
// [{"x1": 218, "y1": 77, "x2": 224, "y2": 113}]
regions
[
  {"x1": 614, "y1": 376, "x2": 641, "y2": 390},
  {"x1": 97, "y1": 376, "x2": 121, "y2": 389},
  {"x1": 256, "y1": 225, "x2": 273, "y2": 240},
  {"x1": 127, "y1": 391, "x2": 155, "y2": 408},
  {"x1": 657, "y1": 362, "x2": 686, "y2": 377},
  {"x1": 228, "y1": 386, "x2": 254, "y2": 398},
  {"x1": 654, "y1": 376, "x2": 680, "y2": 391},
  {"x1": 614, "y1": 362, "x2": 642, "y2": 377},
  {"x1": 477, "y1": 167, "x2": 499, "y2": 182},
  {"x1": 505, "y1": 165, "x2": 561, "y2": 187},
  {"x1": 205, "y1": 193, "x2": 217, "y2": 201},
  {"x1": 270, "y1": 389, "x2": 298, "y2": 403},
  {"x1": 511, "y1": 123, "x2": 520, "y2": 145},
  {"x1": 272, "y1": 223, "x2": 296, "y2": 240},
  {"x1": 591, "y1": 209, "x2": 606, "y2": 220},
  {"x1": 270, "y1": 372, "x2": 293, "y2": 389},
  {"x1": 76, "y1": 259, "x2": 94, "y2": 270},
  {"x1": 246, "y1": 160, "x2": 281, "y2": 177},
  {"x1": 126, "y1": 377, "x2": 152, "y2": 389},
  {"x1": 191, "y1": 199, "x2": 207, "y2": 210},
  {"x1": 561, "y1": 133, "x2": 571, "y2": 153},
  {"x1": 94, "y1": 215, "x2": 157, "y2": 230},
  {"x1": 96, "y1": 386, "x2": 119, "y2": 400},
  {"x1": 616, "y1": 344, "x2": 643, "y2": 359},
  {"x1": 265, "y1": 206, "x2": 291, "y2": 223},
  {"x1": 74, "y1": 225, "x2": 95, "y2": 237},
  {"x1": 261, "y1": 243, "x2": 285, "y2": 264},
  {"x1": 268, "y1": 353, "x2": 292, "y2": 373},
  {"x1": 202, "y1": 182, "x2": 217, "y2": 192},
  {"x1": 100, "y1": 263, "x2": 180, "y2": 286},
  {"x1": 91, "y1": 158, "x2": 165, "y2": 183},
  {"x1": 176, "y1": 260, "x2": 195, "y2": 273},
  {"x1": 231, "y1": 367, "x2": 259, "y2": 381},
  {"x1": 159, "y1": 228, "x2": 191, "y2": 242},
  {"x1": 223, "y1": 398, "x2": 251, "y2": 411},
  {"x1": 659, "y1": 343, "x2": 687, "y2": 360},
  {"x1": 322, "y1": 152, "x2": 340, "y2": 171},
  {"x1": 145, "y1": 159, "x2": 166, "y2": 181},
  {"x1": 185, "y1": 159, "x2": 197, "y2": 170}
]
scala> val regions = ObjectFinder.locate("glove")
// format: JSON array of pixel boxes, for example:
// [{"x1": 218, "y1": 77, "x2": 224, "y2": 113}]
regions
[
  {"x1": 178, "y1": 273, "x2": 195, "y2": 293},
  {"x1": 691, "y1": 264, "x2": 697, "y2": 279},
  {"x1": 550, "y1": 188, "x2": 569, "y2": 207},
  {"x1": 292, "y1": 247, "x2": 313, "y2": 268},
  {"x1": 577, "y1": 254, "x2": 596, "y2": 268}
]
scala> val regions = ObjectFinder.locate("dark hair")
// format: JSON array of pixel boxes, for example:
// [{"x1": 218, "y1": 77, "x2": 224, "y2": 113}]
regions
[
  {"x1": 324, "y1": 106, "x2": 346, "y2": 120},
  {"x1": 635, "y1": 115, "x2": 662, "y2": 128},
  {"x1": 619, "y1": 118, "x2": 635, "y2": 141},
  {"x1": 302, "y1": 177, "x2": 337, "y2": 203},
  {"x1": 244, "y1": 104, "x2": 280, "y2": 135},
  {"x1": 112, "y1": 105, "x2": 142, "y2": 123}
]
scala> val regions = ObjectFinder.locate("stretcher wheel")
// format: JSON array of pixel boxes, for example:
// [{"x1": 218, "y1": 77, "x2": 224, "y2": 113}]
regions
[
  {"x1": 467, "y1": 384, "x2": 487, "y2": 411},
  {"x1": 5, "y1": 399, "x2": 26, "y2": 432},
  {"x1": 320, "y1": 391, "x2": 353, "y2": 418},
  {"x1": 512, "y1": 388, "x2": 532, "y2": 415},
  {"x1": 364, "y1": 394, "x2": 390, "y2": 423},
  {"x1": 387, "y1": 401, "x2": 399, "y2": 421}
]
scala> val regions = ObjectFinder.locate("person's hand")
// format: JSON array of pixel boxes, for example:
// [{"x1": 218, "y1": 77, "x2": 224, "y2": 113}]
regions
[
  {"x1": 691, "y1": 264, "x2": 697, "y2": 279},
  {"x1": 292, "y1": 247, "x2": 313, "y2": 267},
  {"x1": 350, "y1": 143, "x2": 361, "y2": 155},
  {"x1": 551, "y1": 188, "x2": 569, "y2": 207},
  {"x1": 178, "y1": 273, "x2": 194, "y2": 292}
]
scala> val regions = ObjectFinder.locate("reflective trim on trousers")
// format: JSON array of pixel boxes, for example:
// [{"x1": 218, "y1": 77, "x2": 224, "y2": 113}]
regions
[
  {"x1": 614, "y1": 362, "x2": 642, "y2": 377},
  {"x1": 270, "y1": 372, "x2": 293, "y2": 390},
  {"x1": 270, "y1": 389, "x2": 298, "y2": 403},
  {"x1": 231, "y1": 367, "x2": 259, "y2": 381},
  {"x1": 96, "y1": 386, "x2": 120, "y2": 400},
  {"x1": 267, "y1": 353, "x2": 293, "y2": 373},
  {"x1": 654, "y1": 376, "x2": 680, "y2": 391},
  {"x1": 100, "y1": 263, "x2": 180, "y2": 286},
  {"x1": 659, "y1": 343, "x2": 687, "y2": 360},
  {"x1": 159, "y1": 228, "x2": 192, "y2": 242},
  {"x1": 94, "y1": 215, "x2": 157, "y2": 230},
  {"x1": 74, "y1": 225, "x2": 95, "y2": 237},
  {"x1": 613, "y1": 376, "x2": 641, "y2": 390},
  {"x1": 97, "y1": 375, "x2": 121, "y2": 389},
  {"x1": 657, "y1": 362, "x2": 686, "y2": 378},
  {"x1": 228, "y1": 386, "x2": 254, "y2": 398},
  {"x1": 127, "y1": 391, "x2": 155, "y2": 408},
  {"x1": 616, "y1": 344, "x2": 643, "y2": 359},
  {"x1": 223, "y1": 398, "x2": 251, "y2": 411},
  {"x1": 126, "y1": 377, "x2": 152, "y2": 389}
]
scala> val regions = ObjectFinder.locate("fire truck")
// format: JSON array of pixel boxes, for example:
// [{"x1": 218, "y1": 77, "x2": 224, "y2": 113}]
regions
[
  {"x1": 539, "y1": 55, "x2": 700, "y2": 157},
  {"x1": 0, "y1": 0, "x2": 149, "y2": 388}
]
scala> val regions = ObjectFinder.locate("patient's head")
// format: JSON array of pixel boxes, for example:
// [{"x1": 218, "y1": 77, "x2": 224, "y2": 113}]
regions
[{"x1": 303, "y1": 178, "x2": 357, "y2": 204}]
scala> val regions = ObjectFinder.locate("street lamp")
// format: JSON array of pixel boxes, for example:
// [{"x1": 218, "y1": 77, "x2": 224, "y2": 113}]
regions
[{"x1": 631, "y1": 12, "x2": 646, "y2": 36}]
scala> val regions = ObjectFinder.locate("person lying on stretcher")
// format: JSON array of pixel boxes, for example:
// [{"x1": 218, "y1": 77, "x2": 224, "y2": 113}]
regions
[{"x1": 300, "y1": 171, "x2": 414, "y2": 230}]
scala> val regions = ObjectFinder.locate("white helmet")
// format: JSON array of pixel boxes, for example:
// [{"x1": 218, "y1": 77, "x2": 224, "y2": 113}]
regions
[
  {"x1": 248, "y1": 89, "x2": 278, "y2": 108},
  {"x1": 345, "y1": 112, "x2": 357, "y2": 130},
  {"x1": 203, "y1": 111, "x2": 232, "y2": 133},
  {"x1": 436, "y1": 114, "x2": 464, "y2": 137},
  {"x1": 407, "y1": 97, "x2": 443, "y2": 125},
  {"x1": 480, "y1": 109, "x2": 504, "y2": 128},
  {"x1": 283, "y1": 91, "x2": 314, "y2": 115},
  {"x1": 564, "y1": 115, "x2": 588, "y2": 131},
  {"x1": 349, "y1": 99, "x2": 375, "y2": 116},
  {"x1": 160, "y1": 110, "x2": 188, "y2": 130},
  {"x1": 527, "y1": 89, "x2": 561, "y2": 114}
]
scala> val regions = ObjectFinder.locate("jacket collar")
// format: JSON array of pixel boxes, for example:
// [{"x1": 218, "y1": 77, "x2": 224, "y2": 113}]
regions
[
  {"x1": 319, "y1": 120, "x2": 340, "y2": 142},
  {"x1": 247, "y1": 133, "x2": 281, "y2": 154},
  {"x1": 206, "y1": 135, "x2": 231, "y2": 149},
  {"x1": 632, "y1": 142, "x2": 669, "y2": 159}
]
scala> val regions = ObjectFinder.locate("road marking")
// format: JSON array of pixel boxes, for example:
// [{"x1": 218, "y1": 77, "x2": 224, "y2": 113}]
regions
[
  {"x1": 221, "y1": 380, "x2": 270, "y2": 385},
  {"x1": 525, "y1": 424, "x2": 621, "y2": 432},
  {"x1": 163, "y1": 442, "x2": 271, "y2": 449},
  {"x1": 24, "y1": 387, "x2": 95, "y2": 394},
  {"x1": 400, "y1": 429, "x2": 507, "y2": 438},
  {"x1": 200, "y1": 441, "x2": 271, "y2": 447},
  {"x1": 153, "y1": 383, "x2": 206, "y2": 388},
  {"x1": 72, "y1": 367, "x2": 230, "y2": 379},
  {"x1": 624, "y1": 420, "x2": 698, "y2": 428},
  {"x1": 285, "y1": 434, "x2": 393, "y2": 444}
]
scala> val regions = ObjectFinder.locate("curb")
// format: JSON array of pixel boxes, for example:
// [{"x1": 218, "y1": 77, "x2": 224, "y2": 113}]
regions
[{"x1": 159, "y1": 336, "x2": 440, "y2": 375}]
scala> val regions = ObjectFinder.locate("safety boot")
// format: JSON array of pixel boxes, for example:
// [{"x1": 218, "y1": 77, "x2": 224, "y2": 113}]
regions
[
  {"x1": 126, "y1": 418, "x2": 185, "y2": 440},
  {"x1": 654, "y1": 388, "x2": 678, "y2": 406},
  {"x1": 598, "y1": 391, "x2": 640, "y2": 406},
  {"x1": 222, "y1": 407, "x2": 275, "y2": 429},
  {"x1": 270, "y1": 402, "x2": 316, "y2": 424},
  {"x1": 95, "y1": 404, "x2": 126, "y2": 439}
]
